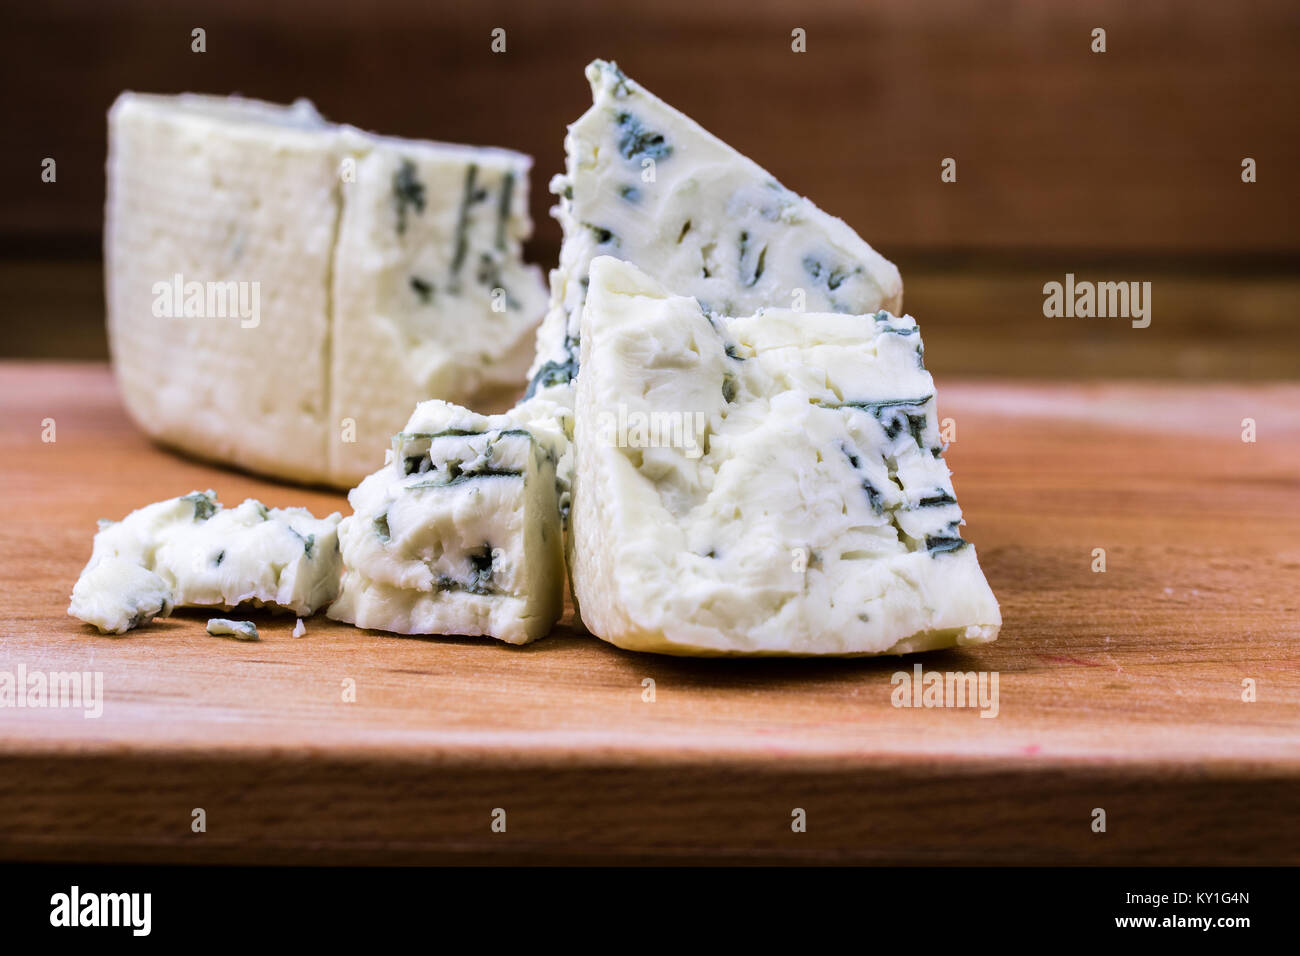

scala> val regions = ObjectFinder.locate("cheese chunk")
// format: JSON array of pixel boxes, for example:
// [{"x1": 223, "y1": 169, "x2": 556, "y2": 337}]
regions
[
  {"x1": 106, "y1": 93, "x2": 547, "y2": 488},
  {"x1": 327, "y1": 401, "x2": 565, "y2": 644},
  {"x1": 571, "y1": 258, "x2": 1000, "y2": 656},
  {"x1": 68, "y1": 560, "x2": 174, "y2": 637},
  {"x1": 525, "y1": 59, "x2": 903, "y2": 405},
  {"x1": 68, "y1": 491, "x2": 343, "y2": 634}
]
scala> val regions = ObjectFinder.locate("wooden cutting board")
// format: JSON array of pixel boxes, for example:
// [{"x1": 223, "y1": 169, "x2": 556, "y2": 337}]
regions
[{"x1": 1, "y1": 362, "x2": 1297, "y2": 865}]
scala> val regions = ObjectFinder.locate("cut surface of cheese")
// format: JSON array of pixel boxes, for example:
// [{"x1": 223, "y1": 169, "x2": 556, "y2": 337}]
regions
[
  {"x1": 327, "y1": 401, "x2": 565, "y2": 645},
  {"x1": 571, "y1": 257, "x2": 1000, "y2": 657},
  {"x1": 330, "y1": 137, "x2": 549, "y2": 479},
  {"x1": 68, "y1": 491, "x2": 343, "y2": 634},
  {"x1": 525, "y1": 59, "x2": 903, "y2": 406},
  {"x1": 105, "y1": 93, "x2": 547, "y2": 488}
]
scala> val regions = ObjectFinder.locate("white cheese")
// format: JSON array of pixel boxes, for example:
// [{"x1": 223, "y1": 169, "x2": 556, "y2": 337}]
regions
[
  {"x1": 105, "y1": 93, "x2": 547, "y2": 488},
  {"x1": 68, "y1": 491, "x2": 343, "y2": 634},
  {"x1": 525, "y1": 59, "x2": 903, "y2": 406},
  {"x1": 571, "y1": 258, "x2": 1000, "y2": 656},
  {"x1": 327, "y1": 401, "x2": 565, "y2": 644}
]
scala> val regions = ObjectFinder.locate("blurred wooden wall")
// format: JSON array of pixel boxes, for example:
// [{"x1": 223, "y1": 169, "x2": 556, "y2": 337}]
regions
[
  {"x1": 2, "y1": 0, "x2": 1298, "y2": 375},
  {"x1": 4, "y1": 0, "x2": 1298, "y2": 257}
]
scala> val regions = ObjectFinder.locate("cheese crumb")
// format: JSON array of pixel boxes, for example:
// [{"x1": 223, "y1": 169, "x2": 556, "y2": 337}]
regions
[{"x1": 206, "y1": 619, "x2": 260, "y2": 642}]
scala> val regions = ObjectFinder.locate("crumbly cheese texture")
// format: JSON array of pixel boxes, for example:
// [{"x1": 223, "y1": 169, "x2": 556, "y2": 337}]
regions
[
  {"x1": 525, "y1": 59, "x2": 903, "y2": 406},
  {"x1": 327, "y1": 401, "x2": 565, "y2": 645},
  {"x1": 105, "y1": 93, "x2": 547, "y2": 488},
  {"x1": 571, "y1": 258, "x2": 1000, "y2": 656},
  {"x1": 68, "y1": 491, "x2": 342, "y2": 634}
]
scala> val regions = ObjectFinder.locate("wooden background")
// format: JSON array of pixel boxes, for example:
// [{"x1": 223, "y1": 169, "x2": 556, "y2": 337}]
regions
[
  {"x1": 2, "y1": 0, "x2": 1299, "y2": 373},
  {"x1": 6, "y1": 0, "x2": 1300, "y2": 254}
]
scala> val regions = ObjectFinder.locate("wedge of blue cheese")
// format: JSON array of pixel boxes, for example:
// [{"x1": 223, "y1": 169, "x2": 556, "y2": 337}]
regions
[
  {"x1": 106, "y1": 93, "x2": 547, "y2": 488},
  {"x1": 571, "y1": 258, "x2": 1000, "y2": 656},
  {"x1": 68, "y1": 491, "x2": 342, "y2": 634},
  {"x1": 327, "y1": 401, "x2": 565, "y2": 644},
  {"x1": 525, "y1": 59, "x2": 903, "y2": 405}
]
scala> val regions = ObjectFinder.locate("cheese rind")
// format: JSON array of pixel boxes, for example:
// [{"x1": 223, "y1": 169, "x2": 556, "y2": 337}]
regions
[
  {"x1": 106, "y1": 95, "x2": 338, "y2": 484},
  {"x1": 105, "y1": 93, "x2": 547, "y2": 488},
  {"x1": 525, "y1": 59, "x2": 903, "y2": 405},
  {"x1": 571, "y1": 258, "x2": 1000, "y2": 657},
  {"x1": 68, "y1": 491, "x2": 343, "y2": 634},
  {"x1": 327, "y1": 401, "x2": 565, "y2": 645}
]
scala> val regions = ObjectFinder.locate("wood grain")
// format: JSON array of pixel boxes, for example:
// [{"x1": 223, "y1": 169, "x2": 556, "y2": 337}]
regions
[{"x1": 1, "y1": 363, "x2": 1298, "y2": 864}]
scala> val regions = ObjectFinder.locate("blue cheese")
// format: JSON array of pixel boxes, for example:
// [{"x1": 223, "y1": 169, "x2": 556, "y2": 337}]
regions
[
  {"x1": 68, "y1": 491, "x2": 342, "y2": 634},
  {"x1": 525, "y1": 59, "x2": 903, "y2": 405},
  {"x1": 327, "y1": 401, "x2": 565, "y2": 644},
  {"x1": 67, "y1": 559, "x2": 174, "y2": 637},
  {"x1": 570, "y1": 258, "x2": 1000, "y2": 656},
  {"x1": 206, "y1": 619, "x2": 260, "y2": 642},
  {"x1": 518, "y1": 59, "x2": 905, "y2": 594},
  {"x1": 105, "y1": 93, "x2": 547, "y2": 488},
  {"x1": 330, "y1": 139, "x2": 549, "y2": 480}
]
